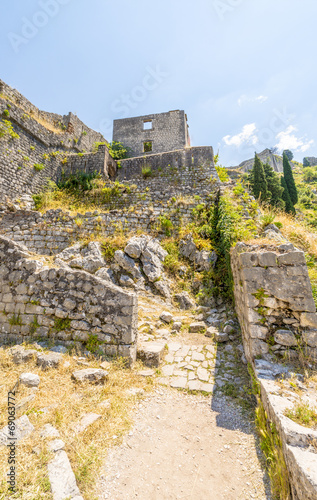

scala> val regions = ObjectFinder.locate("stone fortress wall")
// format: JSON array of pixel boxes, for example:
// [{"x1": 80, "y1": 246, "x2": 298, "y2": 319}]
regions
[
  {"x1": 0, "y1": 79, "x2": 117, "y2": 201},
  {"x1": 113, "y1": 110, "x2": 190, "y2": 157}
]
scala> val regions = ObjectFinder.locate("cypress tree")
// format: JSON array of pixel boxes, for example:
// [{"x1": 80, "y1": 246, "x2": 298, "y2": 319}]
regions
[
  {"x1": 281, "y1": 176, "x2": 295, "y2": 214},
  {"x1": 283, "y1": 152, "x2": 298, "y2": 205},
  {"x1": 263, "y1": 162, "x2": 284, "y2": 208},
  {"x1": 252, "y1": 154, "x2": 268, "y2": 201}
]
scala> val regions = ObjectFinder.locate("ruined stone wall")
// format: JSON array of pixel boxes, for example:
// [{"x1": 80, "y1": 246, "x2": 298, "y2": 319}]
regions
[
  {"x1": 117, "y1": 146, "x2": 218, "y2": 199},
  {"x1": 0, "y1": 79, "x2": 105, "y2": 152},
  {"x1": 231, "y1": 242, "x2": 317, "y2": 364},
  {"x1": 0, "y1": 198, "x2": 208, "y2": 256},
  {"x1": 0, "y1": 118, "x2": 111, "y2": 201},
  {"x1": 0, "y1": 235, "x2": 138, "y2": 363},
  {"x1": 0, "y1": 79, "x2": 116, "y2": 201},
  {"x1": 231, "y1": 243, "x2": 317, "y2": 499},
  {"x1": 113, "y1": 110, "x2": 189, "y2": 157}
]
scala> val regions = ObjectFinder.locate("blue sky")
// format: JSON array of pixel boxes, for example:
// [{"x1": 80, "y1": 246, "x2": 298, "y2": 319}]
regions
[{"x1": 1, "y1": 0, "x2": 316, "y2": 166}]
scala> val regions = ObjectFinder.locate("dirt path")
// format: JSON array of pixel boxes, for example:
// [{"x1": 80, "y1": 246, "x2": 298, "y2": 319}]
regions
[{"x1": 97, "y1": 388, "x2": 271, "y2": 500}]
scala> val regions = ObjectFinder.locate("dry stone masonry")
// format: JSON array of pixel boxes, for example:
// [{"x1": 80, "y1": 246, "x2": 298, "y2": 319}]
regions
[
  {"x1": 231, "y1": 242, "x2": 317, "y2": 364},
  {"x1": 231, "y1": 242, "x2": 317, "y2": 499},
  {"x1": 0, "y1": 235, "x2": 138, "y2": 363}
]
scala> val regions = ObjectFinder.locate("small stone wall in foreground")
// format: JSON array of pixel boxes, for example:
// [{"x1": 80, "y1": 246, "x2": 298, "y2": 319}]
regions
[
  {"x1": 0, "y1": 236, "x2": 138, "y2": 364},
  {"x1": 231, "y1": 242, "x2": 317, "y2": 499}
]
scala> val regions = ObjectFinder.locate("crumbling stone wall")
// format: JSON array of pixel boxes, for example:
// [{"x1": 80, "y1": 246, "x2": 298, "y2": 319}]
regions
[
  {"x1": 0, "y1": 235, "x2": 138, "y2": 363},
  {"x1": 117, "y1": 146, "x2": 215, "y2": 182},
  {"x1": 231, "y1": 242, "x2": 317, "y2": 363},
  {"x1": 0, "y1": 198, "x2": 210, "y2": 256},
  {"x1": 113, "y1": 110, "x2": 190, "y2": 157},
  {"x1": 0, "y1": 79, "x2": 105, "y2": 152},
  {"x1": 0, "y1": 80, "x2": 117, "y2": 201},
  {"x1": 231, "y1": 243, "x2": 317, "y2": 499}
]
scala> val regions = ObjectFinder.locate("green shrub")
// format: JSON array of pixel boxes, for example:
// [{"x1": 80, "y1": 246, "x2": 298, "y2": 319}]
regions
[
  {"x1": 107, "y1": 141, "x2": 131, "y2": 160},
  {"x1": 159, "y1": 215, "x2": 173, "y2": 236},
  {"x1": 303, "y1": 167, "x2": 317, "y2": 182},
  {"x1": 0, "y1": 119, "x2": 19, "y2": 140},
  {"x1": 58, "y1": 171, "x2": 99, "y2": 192},
  {"x1": 54, "y1": 317, "x2": 71, "y2": 332},
  {"x1": 3, "y1": 109, "x2": 10, "y2": 117},
  {"x1": 142, "y1": 166, "x2": 153, "y2": 178},
  {"x1": 86, "y1": 334, "x2": 102, "y2": 353},
  {"x1": 34, "y1": 163, "x2": 45, "y2": 171},
  {"x1": 215, "y1": 165, "x2": 229, "y2": 182}
]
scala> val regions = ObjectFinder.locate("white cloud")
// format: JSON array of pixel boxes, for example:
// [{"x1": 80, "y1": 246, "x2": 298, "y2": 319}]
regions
[
  {"x1": 238, "y1": 94, "x2": 268, "y2": 106},
  {"x1": 223, "y1": 123, "x2": 258, "y2": 147},
  {"x1": 274, "y1": 126, "x2": 314, "y2": 153}
]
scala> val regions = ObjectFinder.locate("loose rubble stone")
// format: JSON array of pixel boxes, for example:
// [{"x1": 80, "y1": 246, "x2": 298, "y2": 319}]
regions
[
  {"x1": 40, "y1": 424, "x2": 60, "y2": 439},
  {"x1": 47, "y1": 439, "x2": 65, "y2": 452},
  {"x1": 189, "y1": 322, "x2": 206, "y2": 333},
  {"x1": 215, "y1": 332, "x2": 229, "y2": 343},
  {"x1": 174, "y1": 292, "x2": 196, "y2": 310},
  {"x1": 50, "y1": 345, "x2": 68, "y2": 354},
  {"x1": 19, "y1": 372, "x2": 40, "y2": 387},
  {"x1": 137, "y1": 342, "x2": 165, "y2": 367},
  {"x1": 71, "y1": 369, "x2": 108, "y2": 384},
  {"x1": 73, "y1": 413, "x2": 102, "y2": 434},
  {"x1": 0, "y1": 415, "x2": 34, "y2": 445},
  {"x1": 37, "y1": 352, "x2": 62, "y2": 369},
  {"x1": 48, "y1": 450, "x2": 83, "y2": 500},
  {"x1": 172, "y1": 321, "x2": 182, "y2": 332},
  {"x1": 159, "y1": 311, "x2": 174, "y2": 324},
  {"x1": 12, "y1": 348, "x2": 37, "y2": 364},
  {"x1": 223, "y1": 324, "x2": 235, "y2": 334}
]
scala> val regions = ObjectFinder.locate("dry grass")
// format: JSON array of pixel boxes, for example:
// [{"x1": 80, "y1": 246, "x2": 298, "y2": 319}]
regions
[
  {"x1": 0, "y1": 347, "x2": 154, "y2": 499},
  {"x1": 35, "y1": 117, "x2": 62, "y2": 135},
  {"x1": 271, "y1": 212, "x2": 317, "y2": 257}
]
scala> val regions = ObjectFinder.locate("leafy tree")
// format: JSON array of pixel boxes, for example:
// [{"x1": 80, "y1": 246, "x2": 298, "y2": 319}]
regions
[
  {"x1": 252, "y1": 154, "x2": 268, "y2": 201},
  {"x1": 107, "y1": 141, "x2": 131, "y2": 160},
  {"x1": 281, "y1": 176, "x2": 295, "y2": 214},
  {"x1": 303, "y1": 167, "x2": 317, "y2": 183},
  {"x1": 303, "y1": 157, "x2": 311, "y2": 167},
  {"x1": 283, "y1": 152, "x2": 298, "y2": 205},
  {"x1": 263, "y1": 162, "x2": 284, "y2": 208},
  {"x1": 284, "y1": 149, "x2": 294, "y2": 161}
]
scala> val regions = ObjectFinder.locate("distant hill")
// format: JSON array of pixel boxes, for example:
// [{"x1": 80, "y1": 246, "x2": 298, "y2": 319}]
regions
[{"x1": 229, "y1": 148, "x2": 297, "y2": 173}]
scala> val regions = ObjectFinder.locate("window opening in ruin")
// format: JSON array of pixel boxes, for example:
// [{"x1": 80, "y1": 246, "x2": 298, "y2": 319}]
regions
[
  {"x1": 143, "y1": 120, "x2": 152, "y2": 130},
  {"x1": 144, "y1": 141, "x2": 153, "y2": 153}
]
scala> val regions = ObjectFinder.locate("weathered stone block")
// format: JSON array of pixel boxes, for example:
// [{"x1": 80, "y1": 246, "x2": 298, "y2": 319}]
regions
[
  {"x1": 277, "y1": 251, "x2": 306, "y2": 266},
  {"x1": 300, "y1": 312, "x2": 317, "y2": 329},
  {"x1": 302, "y1": 330, "x2": 317, "y2": 348},
  {"x1": 238, "y1": 252, "x2": 258, "y2": 267},
  {"x1": 274, "y1": 330, "x2": 297, "y2": 347},
  {"x1": 258, "y1": 252, "x2": 277, "y2": 267}
]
